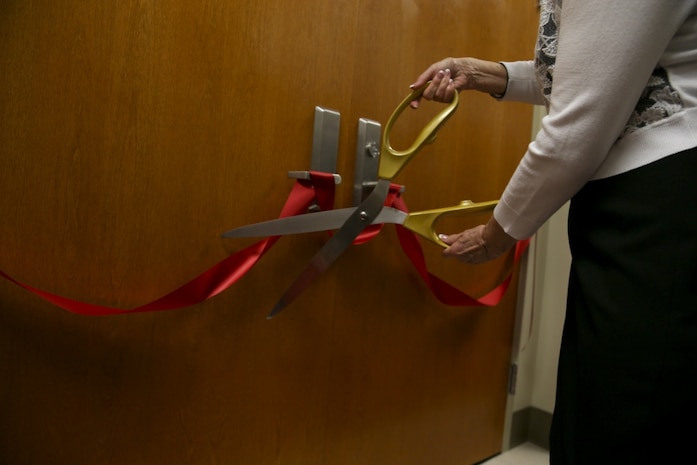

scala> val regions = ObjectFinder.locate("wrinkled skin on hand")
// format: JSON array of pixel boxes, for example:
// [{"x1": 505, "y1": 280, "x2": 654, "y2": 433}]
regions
[{"x1": 439, "y1": 218, "x2": 518, "y2": 264}]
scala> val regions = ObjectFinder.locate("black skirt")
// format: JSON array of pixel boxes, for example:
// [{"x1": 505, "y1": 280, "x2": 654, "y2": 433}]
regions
[{"x1": 549, "y1": 147, "x2": 697, "y2": 465}]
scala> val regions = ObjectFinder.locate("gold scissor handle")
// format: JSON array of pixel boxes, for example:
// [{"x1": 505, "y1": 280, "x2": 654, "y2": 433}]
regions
[
  {"x1": 402, "y1": 200, "x2": 498, "y2": 247},
  {"x1": 378, "y1": 81, "x2": 460, "y2": 180}
]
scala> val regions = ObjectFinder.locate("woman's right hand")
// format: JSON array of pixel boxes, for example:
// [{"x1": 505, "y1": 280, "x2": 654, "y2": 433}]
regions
[{"x1": 409, "y1": 57, "x2": 508, "y2": 109}]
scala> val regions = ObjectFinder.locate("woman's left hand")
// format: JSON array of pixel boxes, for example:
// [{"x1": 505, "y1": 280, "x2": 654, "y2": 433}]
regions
[{"x1": 438, "y1": 218, "x2": 518, "y2": 264}]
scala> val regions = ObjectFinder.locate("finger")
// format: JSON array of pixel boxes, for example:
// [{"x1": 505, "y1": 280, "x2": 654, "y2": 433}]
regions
[
  {"x1": 420, "y1": 68, "x2": 449, "y2": 102},
  {"x1": 442, "y1": 232, "x2": 478, "y2": 261},
  {"x1": 409, "y1": 96, "x2": 422, "y2": 109},
  {"x1": 433, "y1": 69, "x2": 453, "y2": 101},
  {"x1": 410, "y1": 68, "x2": 442, "y2": 109},
  {"x1": 410, "y1": 63, "x2": 442, "y2": 90},
  {"x1": 452, "y1": 246, "x2": 478, "y2": 263},
  {"x1": 438, "y1": 233, "x2": 455, "y2": 245},
  {"x1": 444, "y1": 247, "x2": 475, "y2": 263},
  {"x1": 442, "y1": 238, "x2": 470, "y2": 259}
]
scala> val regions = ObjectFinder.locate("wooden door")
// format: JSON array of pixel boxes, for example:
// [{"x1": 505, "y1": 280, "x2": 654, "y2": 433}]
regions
[{"x1": 0, "y1": 1, "x2": 538, "y2": 464}]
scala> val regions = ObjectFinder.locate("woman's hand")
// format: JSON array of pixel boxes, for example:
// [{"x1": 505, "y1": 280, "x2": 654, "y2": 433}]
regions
[
  {"x1": 438, "y1": 217, "x2": 518, "y2": 264},
  {"x1": 410, "y1": 57, "x2": 508, "y2": 109}
]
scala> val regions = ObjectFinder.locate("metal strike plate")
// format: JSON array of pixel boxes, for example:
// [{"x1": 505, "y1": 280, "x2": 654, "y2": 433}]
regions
[
  {"x1": 353, "y1": 118, "x2": 382, "y2": 206},
  {"x1": 287, "y1": 106, "x2": 342, "y2": 212},
  {"x1": 311, "y1": 106, "x2": 341, "y2": 174},
  {"x1": 288, "y1": 106, "x2": 342, "y2": 184},
  {"x1": 287, "y1": 171, "x2": 342, "y2": 184}
]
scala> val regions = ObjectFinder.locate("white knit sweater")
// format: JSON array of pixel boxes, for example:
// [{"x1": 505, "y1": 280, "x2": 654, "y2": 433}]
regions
[{"x1": 495, "y1": 0, "x2": 697, "y2": 240}]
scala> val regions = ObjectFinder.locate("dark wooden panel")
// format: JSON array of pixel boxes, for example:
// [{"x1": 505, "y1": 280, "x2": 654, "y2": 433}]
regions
[{"x1": 0, "y1": 1, "x2": 537, "y2": 463}]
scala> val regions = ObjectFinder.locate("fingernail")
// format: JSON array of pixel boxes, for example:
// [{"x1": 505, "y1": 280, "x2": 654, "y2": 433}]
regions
[{"x1": 438, "y1": 234, "x2": 448, "y2": 240}]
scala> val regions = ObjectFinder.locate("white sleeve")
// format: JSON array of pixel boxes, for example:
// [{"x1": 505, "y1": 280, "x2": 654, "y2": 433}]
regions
[
  {"x1": 494, "y1": 0, "x2": 697, "y2": 240},
  {"x1": 497, "y1": 61, "x2": 546, "y2": 106}
]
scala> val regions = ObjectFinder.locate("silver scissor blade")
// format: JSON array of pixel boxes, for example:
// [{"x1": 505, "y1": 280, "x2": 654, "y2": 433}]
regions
[
  {"x1": 267, "y1": 180, "x2": 392, "y2": 318},
  {"x1": 222, "y1": 207, "x2": 409, "y2": 238},
  {"x1": 374, "y1": 207, "x2": 408, "y2": 225},
  {"x1": 221, "y1": 208, "x2": 357, "y2": 238}
]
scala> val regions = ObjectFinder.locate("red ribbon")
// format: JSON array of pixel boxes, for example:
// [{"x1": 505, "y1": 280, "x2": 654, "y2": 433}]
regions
[
  {"x1": 0, "y1": 172, "x2": 527, "y2": 315},
  {"x1": 0, "y1": 172, "x2": 336, "y2": 315}
]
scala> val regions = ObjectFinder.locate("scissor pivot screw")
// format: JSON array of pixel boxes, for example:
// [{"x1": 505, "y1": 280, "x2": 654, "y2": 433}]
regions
[
  {"x1": 359, "y1": 210, "x2": 369, "y2": 221},
  {"x1": 365, "y1": 142, "x2": 380, "y2": 158}
]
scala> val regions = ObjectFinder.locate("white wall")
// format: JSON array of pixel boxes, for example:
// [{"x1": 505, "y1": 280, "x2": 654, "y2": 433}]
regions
[
  {"x1": 508, "y1": 203, "x2": 569, "y2": 407},
  {"x1": 527, "y1": 203, "x2": 569, "y2": 412},
  {"x1": 502, "y1": 106, "x2": 570, "y2": 446}
]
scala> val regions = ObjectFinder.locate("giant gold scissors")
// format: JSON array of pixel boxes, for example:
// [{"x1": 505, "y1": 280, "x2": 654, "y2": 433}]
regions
[{"x1": 222, "y1": 83, "x2": 496, "y2": 318}]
